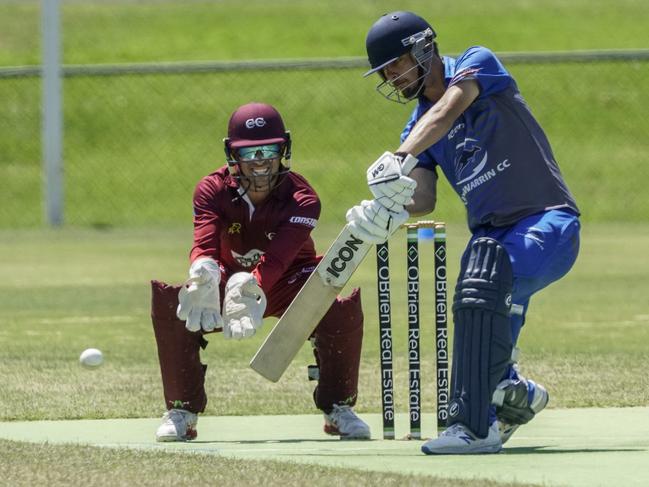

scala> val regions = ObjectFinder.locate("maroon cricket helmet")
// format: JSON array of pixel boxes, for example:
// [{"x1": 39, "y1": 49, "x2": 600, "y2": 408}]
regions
[{"x1": 226, "y1": 102, "x2": 289, "y2": 149}]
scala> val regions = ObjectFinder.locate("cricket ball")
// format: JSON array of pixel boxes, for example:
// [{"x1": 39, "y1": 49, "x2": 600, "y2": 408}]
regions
[{"x1": 79, "y1": 348, "x2": 103, "y2": 368}]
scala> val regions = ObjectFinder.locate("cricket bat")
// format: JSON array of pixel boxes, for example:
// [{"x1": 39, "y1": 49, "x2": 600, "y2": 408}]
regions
[{"x1": 249, "y1": 224, "x2": 372, "y2": 382}]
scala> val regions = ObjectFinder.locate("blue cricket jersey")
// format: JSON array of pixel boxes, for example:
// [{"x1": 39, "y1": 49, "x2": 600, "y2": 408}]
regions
[{"x1": 402, "y1": 46, "x2": 580, "y2": 230}]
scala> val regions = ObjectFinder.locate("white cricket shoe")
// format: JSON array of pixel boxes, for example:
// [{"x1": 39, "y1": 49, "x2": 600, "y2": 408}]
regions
[
  {"x1": 155, "y1": 409, "x2": 198, "y2": 442},
  {"x1": 421, "y1": 422, "x2": 502, "y2": 455},
  {"x1": 323, "y1": 404, "x2": 371, "y2": 440},
  {"x1": 495, "y1": 379, "x2": 549, "y2": 444}
]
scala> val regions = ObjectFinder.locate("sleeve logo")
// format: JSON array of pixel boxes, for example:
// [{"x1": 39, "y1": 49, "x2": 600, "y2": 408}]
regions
[{"x1": 289, "y1": 216, "x2": 317, "y2": 228}]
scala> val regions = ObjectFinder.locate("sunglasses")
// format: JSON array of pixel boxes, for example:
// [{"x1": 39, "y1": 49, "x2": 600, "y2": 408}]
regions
[{"x1": 238, "y1": 144, "x2": 281, "y2": 161}]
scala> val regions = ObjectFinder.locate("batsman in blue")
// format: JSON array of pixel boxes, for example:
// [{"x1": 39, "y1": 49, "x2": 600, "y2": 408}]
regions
[{"x1": 346, "y1": 11, "x2": 581, "y2": 454}]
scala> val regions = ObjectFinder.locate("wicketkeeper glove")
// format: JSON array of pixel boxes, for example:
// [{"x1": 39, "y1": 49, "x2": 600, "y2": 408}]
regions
[
  {"x1": 177, "y1": 257, "x2": 224, "y2": 332},
  {"x1": 366, "y1": 151, "x2": 419, "y2": 212},
  {"x1": 345, "y1": 199, "x2": 409, "y2": 244},
  {"x1": 222, "y1": 272, "x2": 267, "y2": 340}
]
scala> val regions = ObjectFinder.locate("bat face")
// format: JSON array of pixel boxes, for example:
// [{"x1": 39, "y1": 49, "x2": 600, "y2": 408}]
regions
[
  {"x1": 318, "y1": 232, "x2": 366, "y2": 286},
  {"x1": 249, "y1": 225, "x2": 371, "y2": 382}
]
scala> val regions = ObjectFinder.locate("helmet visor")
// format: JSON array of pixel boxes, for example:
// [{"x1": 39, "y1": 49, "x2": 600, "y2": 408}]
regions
[
  {"x1": 363, "y1": 56, "x2": 399, "y2": 77},
  {"x1": 237, "y1": 144, "x2": 281, "y2": 161}
]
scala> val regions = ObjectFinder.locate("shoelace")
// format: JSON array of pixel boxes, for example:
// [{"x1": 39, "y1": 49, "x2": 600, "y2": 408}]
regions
[
  {"x1": 442, "y1": 423, "x2": 466, "y2": 437},
  {"x1": 164, "y1": 410, "x2": 193, "y2": 425},
  {"x1": 330, "y1": 405, "x2": 356, "y2": 423},
  {"x1": 163, "y1": 410, "x2": 180, "y2": 423}
]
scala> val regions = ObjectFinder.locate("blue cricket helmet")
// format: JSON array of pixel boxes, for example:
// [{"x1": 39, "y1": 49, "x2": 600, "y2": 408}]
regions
[{"x1": 364, "y1": 11, "x2": 436, "y2": 77}]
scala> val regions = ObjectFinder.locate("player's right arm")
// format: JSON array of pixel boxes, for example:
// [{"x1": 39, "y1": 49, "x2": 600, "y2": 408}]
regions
[
  {"x1": 397, "y1": 79, "x2": 480, "y2": 158},
  {"x1": 363, "y1": 80, "x2": 477, "y2": 219},
  {"x1": 400, "y1": 47, "x2": 514, "y2": 215},
  {"x1": 177, "y1": 176, "x2": 226, "y2": 333},
  {"x1": 190, "y1": 177, "x2": 223, "y2": 263}
]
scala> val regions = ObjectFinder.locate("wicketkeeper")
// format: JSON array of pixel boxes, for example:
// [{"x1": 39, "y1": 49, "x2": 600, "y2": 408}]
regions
[{"x1": 151, "y1": 102, "x2": 370, "y2": 441}]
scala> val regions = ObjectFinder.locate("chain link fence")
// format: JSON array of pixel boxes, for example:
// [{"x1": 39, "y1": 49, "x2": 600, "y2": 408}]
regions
[{"x1": 2, "y1": 51, "x2": 648, "y2": 228}]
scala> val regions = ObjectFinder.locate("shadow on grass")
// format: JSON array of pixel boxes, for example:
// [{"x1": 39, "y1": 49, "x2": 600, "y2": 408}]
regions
[
  {"x1": 189, "y1": 438, "x2": 375, "y2": 445},
  {"x1": 503, "y1": 446, "x2": 646, "y2": 454}
]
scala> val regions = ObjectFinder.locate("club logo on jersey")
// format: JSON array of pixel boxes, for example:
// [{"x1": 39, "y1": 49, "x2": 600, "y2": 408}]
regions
[
  {"x1": 455, "y1": 138, "x2": 486, "y2": 184},
  {"x1": 245, "y1": 117, "x2": 266, "y2": 129},
  {"x1": 289, "y1": 216, "x2": 317, "y2": 228},
  {"x1": 453, "y1": 136, "x2": 512, "y2": 203},
  {"x1": 228, "y1": 223, "x2": 242, "y2": 234},
  {"x1": 458, "y1": 146, "x2": 481, "y2": 169},
  {"x1": 231, "y1": 249, "x2": 264, "y2": 268},
  {"x1": 265, "y1": 231, "x2": 276, "y2": 240}
]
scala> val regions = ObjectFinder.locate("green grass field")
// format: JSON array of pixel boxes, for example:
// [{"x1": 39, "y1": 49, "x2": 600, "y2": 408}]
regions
[
  {"x1": 1, "y1": 1, "x2": 648, "y2": 485},
  {"x1": 2, "y1": 222, "x2": 648, "y2": 421},
  {"x1": 2, "y1": 0, "x2": 648, "y2": 66},
  {"x1": 1, "y1": 223, "x2": 648, "y2": 485},
  {"x1": 3, "y1": 62, "x2": 648, "y2": 228},
  {"x1": 0, "y1": 439, "x2": 543, "y2": 487}
]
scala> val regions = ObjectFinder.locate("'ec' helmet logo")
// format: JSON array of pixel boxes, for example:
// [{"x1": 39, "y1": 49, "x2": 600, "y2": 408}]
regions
[{"x1": 245, "y1": 117, "x2": 266, "y2": 129}]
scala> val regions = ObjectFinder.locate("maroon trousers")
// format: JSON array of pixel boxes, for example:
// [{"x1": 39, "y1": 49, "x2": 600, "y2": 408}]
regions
[
  {"x1": 151, "y1": 262, "x2": 363, "y2": 414},
  {"x1": 151, "y1": 281, "x2": 209, "y2": 413}
]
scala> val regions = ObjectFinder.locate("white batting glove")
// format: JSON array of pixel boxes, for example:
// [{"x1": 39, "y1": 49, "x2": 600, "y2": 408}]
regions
[
  {"x1": 366, "y1": 152, "x2": 419, "y2": 211},
  {"x1": 222, "y1": 272, "x2": 267, "y2": 340},
  {"x1": 345, "y1": 199, "x2": 409, "y2": 244},
  {"x1": 177, "y1": 257, "x2": 224, "y2": 332}
]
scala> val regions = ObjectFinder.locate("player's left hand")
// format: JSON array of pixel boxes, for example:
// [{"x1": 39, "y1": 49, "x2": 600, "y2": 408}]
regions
[
  {"x1": 366, "y1": 152, "x2": 419, "y2": 211},
  {"x1": 222, "y1": 272, "x2": 267, "y2": 340},
  {"x1": 346, "y1": 199, "x2": 409, "y2": 244}
]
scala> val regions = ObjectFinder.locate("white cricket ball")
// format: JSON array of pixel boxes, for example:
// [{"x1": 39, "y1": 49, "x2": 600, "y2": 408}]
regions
[{"x1": 79, "y1": 348, "x2": 103, "y2": 368}]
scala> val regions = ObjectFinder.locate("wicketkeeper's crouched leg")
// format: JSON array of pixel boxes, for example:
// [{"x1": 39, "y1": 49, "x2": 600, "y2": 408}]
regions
[
  {"x1": 151, "y1": 280, "x2": 208, "y2": 414},
  {"x1": 310, "y1": 288, "x2": 363, "y2": 413}
]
